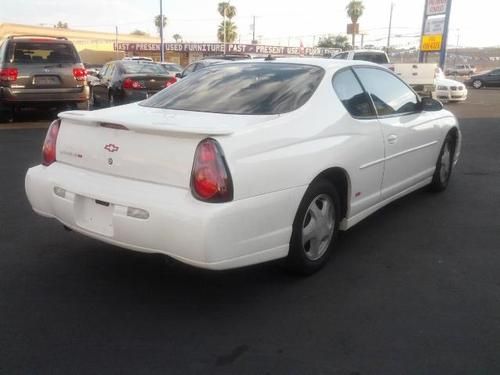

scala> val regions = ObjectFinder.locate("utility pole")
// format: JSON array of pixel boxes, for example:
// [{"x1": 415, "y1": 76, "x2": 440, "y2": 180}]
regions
[
  {"x1": 252, "y1": 16, "x2": 256, "y2": 43},
  {"x1": 159, "y1": 0, "x2": 164, "y2": 62},
  {"x1": 386, "y1": 2, "x2": 394, "y2": 53},
  {"x1": 115, "y1": 26, "x2": 118, "y2": 59}
]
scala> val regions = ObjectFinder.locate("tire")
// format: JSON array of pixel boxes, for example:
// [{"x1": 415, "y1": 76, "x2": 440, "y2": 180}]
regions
[
  {"x1": 88, "y1": 88, "x2": 94, "y2": 109},
  {"x1": 472, "y1": 79, "x2": 483, "y2": 89},
  {"x1": 286, "y1": 179, "x2": 340, "y2": 275},
  {"x1": 429, "y1": 134, "x2": 455, "y2": 192},
  {"x1": 109, "y1": 93, "x2": 119, "y2": 107}
]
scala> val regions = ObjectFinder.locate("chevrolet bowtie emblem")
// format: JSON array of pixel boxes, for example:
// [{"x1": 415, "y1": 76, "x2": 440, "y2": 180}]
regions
[{"x1": 104, "y1": 144, "x2": 119, "y2": 152}]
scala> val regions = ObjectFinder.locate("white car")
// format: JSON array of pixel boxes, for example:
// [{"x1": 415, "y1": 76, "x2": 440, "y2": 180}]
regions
[
  {"x1": 435, "y1": 78, "x2": 468, "y2": 102},
  {"x1": 25, "y1": 59, "x2": 461, "y2": 274}
]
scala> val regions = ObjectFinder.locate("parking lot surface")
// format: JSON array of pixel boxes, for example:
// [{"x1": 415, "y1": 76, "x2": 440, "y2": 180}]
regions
[{"x1": 1, "y1": 90, "x2": 500, "y2": 374}]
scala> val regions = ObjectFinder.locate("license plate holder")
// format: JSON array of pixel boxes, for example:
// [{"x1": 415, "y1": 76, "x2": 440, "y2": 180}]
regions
[
  {"x1": 33, "y1": 75, "x2": 60, "y2": 86},
  {"x1": 74, "y1": 195, "x2": 114, "y2": 236}
]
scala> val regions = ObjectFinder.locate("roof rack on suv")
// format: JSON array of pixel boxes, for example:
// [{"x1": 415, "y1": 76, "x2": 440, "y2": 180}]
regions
[{"x1": 7, "y1": 35, "x2": 68, "y2": 40}]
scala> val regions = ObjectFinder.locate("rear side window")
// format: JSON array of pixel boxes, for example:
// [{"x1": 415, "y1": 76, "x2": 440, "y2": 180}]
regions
[
  {"x1": 142, "y1": 63, "x2": 325, "y2": 115},
  {"x1": 333, "y1": 69, "x2": 374, "y2": 118},
  {"x1": 353, "y1": 52, "x2": 389, "y2": 64},
  {"x1": 7, "y1": 41, "x2": 79, "y2": 64},
  {"x1": 354, "y1": 67, "x2": 419, "y2": 116}
]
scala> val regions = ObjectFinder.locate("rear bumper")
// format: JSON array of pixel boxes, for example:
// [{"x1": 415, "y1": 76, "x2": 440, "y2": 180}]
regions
[
  {"x1": 25, "y1": 163, "x2": 304, "y2": 270},
  {"x1": 121, "y1": 89, "x2": 161, "y2": 104},
  {"x1": 0, "y1": 86, "x2": 89, "y2": 104}
]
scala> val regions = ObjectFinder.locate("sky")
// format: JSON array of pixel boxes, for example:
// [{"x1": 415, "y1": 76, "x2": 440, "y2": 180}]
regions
[{"x1": 1, "y1": 0, "x2": 499, "y2": 48}]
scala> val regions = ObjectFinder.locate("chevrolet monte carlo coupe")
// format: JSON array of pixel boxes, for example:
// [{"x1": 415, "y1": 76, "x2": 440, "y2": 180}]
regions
[{"x1": 25, "y1": 59, "x2": 461, "y2": 274}]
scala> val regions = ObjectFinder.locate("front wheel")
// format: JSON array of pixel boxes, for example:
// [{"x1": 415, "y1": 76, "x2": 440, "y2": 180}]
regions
[
  {"x1": 286, "y1": 179, "x2": 340, "y2": 275},
  {"x1": 430, "y1": 134, "x2": 455, "y2": 192},
  {"x1": 472, "y1": 79, "x2": 483, "y2": 89}
]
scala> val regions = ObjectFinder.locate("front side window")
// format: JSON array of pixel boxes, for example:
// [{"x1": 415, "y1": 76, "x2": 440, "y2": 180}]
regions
[
  {"x1": 354, "y1": 67, "x2": 419, "y2": 116},
  {"x1": 141, "y1": 63, "x2": 325, "y2": 115},
  {"x1": 333, "y1": 69, "x2": 374, "y2": 118}
]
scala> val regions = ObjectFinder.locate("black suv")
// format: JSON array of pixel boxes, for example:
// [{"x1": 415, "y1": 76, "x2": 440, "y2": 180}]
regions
[{"x1": 0, "y1": 35, "x2": 89, "y2": 120}]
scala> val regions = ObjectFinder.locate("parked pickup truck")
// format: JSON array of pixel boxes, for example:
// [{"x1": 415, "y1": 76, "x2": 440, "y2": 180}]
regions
[
  {"x1": 333, "y1": 49, "x2": 436, "y2": 97},
  {"x1": 445, "y1": 64, "x2": 476, "y2": 76},
  {"x1": 392, "y1": 63, "x2": 438, "y2": 97}
]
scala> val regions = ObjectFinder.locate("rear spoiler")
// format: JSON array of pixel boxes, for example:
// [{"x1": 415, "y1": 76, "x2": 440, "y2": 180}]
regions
[
  {"x1": 7, "y1": 35, "x2": 68, "y2": 40},
  {"x1": 59, "y1": 110, "x2": 234, "y2": 136}
]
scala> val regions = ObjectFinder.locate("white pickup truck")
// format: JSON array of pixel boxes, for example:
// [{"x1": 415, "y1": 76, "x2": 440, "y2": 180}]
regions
[{"x1": 333, "y1": 49, "x2": 437, "y2": 97}]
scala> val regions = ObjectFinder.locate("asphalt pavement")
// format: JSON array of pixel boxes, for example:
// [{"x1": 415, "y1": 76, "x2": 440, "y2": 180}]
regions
[{"x1": 1, "y1": 90, "x2": 500, "y2": 374}]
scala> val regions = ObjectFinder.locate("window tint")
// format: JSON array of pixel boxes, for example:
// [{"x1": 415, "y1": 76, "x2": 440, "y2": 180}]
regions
[
  {"x1": 490, "y1": 69, "x2": 500, "y2": 76},
  {"x1": 354, "y1": 67, "x2": 419, "y2": 116},
  {"x1": 7, "y1": 42, "x2": 79, "y2": 64},
  {"x1": 333, "y1": 69, "x2": 374, "y2": 118},
  {"x1": 141, "y1": 63, "x2": 325, "y2": 115},
  {"x1": 121, "y1": 62, "x2": 166, "y2": 74},
  {"x1": 353, "y1": 52, "x2": 389, "y2": 64}
]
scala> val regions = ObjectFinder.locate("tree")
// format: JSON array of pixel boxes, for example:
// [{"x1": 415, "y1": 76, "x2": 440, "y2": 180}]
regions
[
  {"x1": 172, "y1": 34, "x2": 182, "y2": 43},
  {"x1": 217, "y1": 2, "x2": 236, "y2": 19},
  {"x1": 54, "y1": 21, "x2": 68, "y2": 29},
  {"x1": 217, "y1": 2, "x2": 238, "y2": 45},
  {"x1": 346, "y1": 0, "x2": 364, "y2": 49},
  {"x1": 317, "y1": 34, "x2": 349, "y2": 49},
  {"x1": 130, "y1": 29, "x2": 149, "y2": 36},
  {"x1": 154, "y1": 14, "x2": 167, "y2": 36},
  {"x1": 217, "y1": 20, "x2": 237, "y2": 43}
]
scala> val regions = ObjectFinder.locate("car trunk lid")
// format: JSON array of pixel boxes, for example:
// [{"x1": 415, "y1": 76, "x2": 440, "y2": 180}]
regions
[{"x1": 55, "y1": 103, "x2": 278, "y2": 188}]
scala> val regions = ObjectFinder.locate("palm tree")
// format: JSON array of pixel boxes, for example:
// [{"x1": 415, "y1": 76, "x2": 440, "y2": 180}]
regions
[
  {"x1": 172, "y1": 34, "x2": 182, "y2": 43},
  {"x1": 346, "y1": 0, "x2": 364, "y2": 49},
  {"x1": 217, "y1": 20, "x2": 237, "y2": 43},
  {"x1": 217, "y1": 2, "x2": 236, "y2": 19},
  {"x1": 154, "y1": 14, "x2": 167, "y2": 36}
]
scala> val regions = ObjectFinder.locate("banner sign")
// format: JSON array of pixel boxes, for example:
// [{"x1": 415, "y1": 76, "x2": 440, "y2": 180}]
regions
[
  {"x1": 421, "y1": 34, "x2": 443, "y2": 51},
  {"x1": 426, "y1": 0, "x2": 448, "y2": 15},
  {"x1": 114, "y1": 42, "x2": 339, "y2": 56}
]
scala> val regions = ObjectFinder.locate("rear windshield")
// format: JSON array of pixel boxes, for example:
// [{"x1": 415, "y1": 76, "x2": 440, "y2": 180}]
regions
[
  {"x1": 141, "y1": 63, "x2": 325, "y2": 115},
  {"x1": 353, "y1": 52, "x2": 389, "y2": 64},
  {"x1": 122, "y1": 62, "x2": 167, "y2": 74},
  {"x1": 7, "y1": 41, "x2": 79, "y2": 64},
  {"x1": 161, "y1": 63, "x2": 182, "y2": 72}
]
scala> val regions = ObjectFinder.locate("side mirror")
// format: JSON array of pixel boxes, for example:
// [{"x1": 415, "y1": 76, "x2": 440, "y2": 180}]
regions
[
  {"x1": 96, "y1": 73, "x2": 102, "y2": 79},
  {"x1": 420, "y1": 96, "x2": 443, "y2": 112},
  {"x1": 175, "y1": 72, "x2": 182, "y2": 79}
]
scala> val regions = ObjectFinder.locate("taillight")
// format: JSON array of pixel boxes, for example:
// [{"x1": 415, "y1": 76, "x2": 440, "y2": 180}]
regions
[
  {"x1": 72, "y1": 68, "x2": 87, "y2": 81},
  {"x1": 0, "y1": 68, "x2": 18, "y2": 81},
  {"x1": 164, "y1": 76, "x2": 177, "y2": 88},
  {"x1": 191, "y1": 138, "x2": 233, "y2": 203},
  {"x1": 123, "y1": 78, "x2": 145, "y2": 89},
  {"x1": 42, "y1": 119, "x2": 61, "y2": 166}
]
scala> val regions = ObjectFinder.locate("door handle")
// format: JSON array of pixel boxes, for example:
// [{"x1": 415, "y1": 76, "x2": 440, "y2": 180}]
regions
[{"x1": 387, "y1": 134, "x2": 398, "y2": 144}]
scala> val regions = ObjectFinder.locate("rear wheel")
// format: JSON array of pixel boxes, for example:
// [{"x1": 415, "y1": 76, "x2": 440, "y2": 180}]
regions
[
  {"x1": 430, "y1": 134, "x2": 455, "y2": 192},
  {"x1": 472, "y1": 79, "x2": 483, "y2": 89},
  {"x1": 109, "y1": 93, "x2": 119, "y2": 107},
  {"x1": 286, "y1": 179, "x2": 340, "y2": 275}
]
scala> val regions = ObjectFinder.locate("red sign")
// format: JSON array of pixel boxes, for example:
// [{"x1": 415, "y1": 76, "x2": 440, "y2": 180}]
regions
[{"x1": 426, "y1": 0, "x2": 448, "y2": 15}]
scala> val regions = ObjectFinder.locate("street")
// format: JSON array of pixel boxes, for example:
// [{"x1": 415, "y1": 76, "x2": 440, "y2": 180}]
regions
[{"x1": 1, "y1": 89, "x2": 500, "y2": 374}]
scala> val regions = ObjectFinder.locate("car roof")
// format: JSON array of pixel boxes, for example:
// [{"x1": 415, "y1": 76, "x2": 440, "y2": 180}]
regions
[{"x1": 221, "y1": 57, "x2": 377, "y2": 71}]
